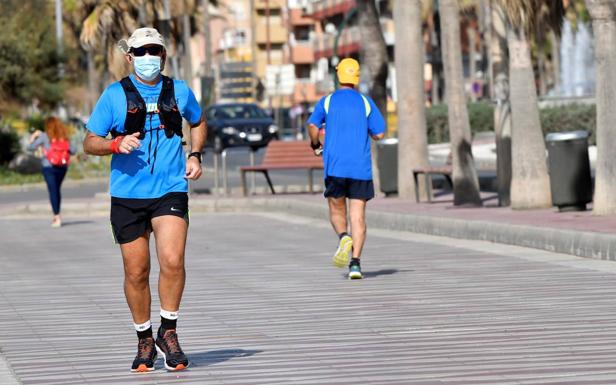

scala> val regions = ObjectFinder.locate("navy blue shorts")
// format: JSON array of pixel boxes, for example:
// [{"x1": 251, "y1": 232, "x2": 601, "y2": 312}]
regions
[
  {"x1": 110, "y1": 192, "x2": 189, "y2": 244},
  {"x1": 324, "y1": 176, "x2": 374, "y2": 201}
]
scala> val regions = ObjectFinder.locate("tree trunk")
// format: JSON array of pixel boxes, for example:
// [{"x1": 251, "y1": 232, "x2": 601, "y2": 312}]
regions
[
  {"x1": 507, "y1": 26, "x2": 552, "y2": 209},
  {"x1": 357, "y1": 0, "x2": 389, "y2": 195},
  {"x1": 550, "y1": 31, "x2": 561, "y2": 95},
  {"x1": 440, "y1": 0, "x2": 482, "y2": 206},
  {"x1": 491, "y1": 2, "x2": 511, "y2": 207},
  {"x1": 468, "y1": 27, "x2": 477, "y2": 102},
  {"x1": 393, "y1": 0, "x2": 430, "y2": 200},
  {"x1": 585, "y1": 0, "x2": 616, "y2": 214}
]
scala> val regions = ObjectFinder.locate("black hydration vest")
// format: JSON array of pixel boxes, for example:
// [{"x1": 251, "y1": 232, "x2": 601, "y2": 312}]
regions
[{"x1": 112, "y1": 75, "x2": 183, "y2": 139}]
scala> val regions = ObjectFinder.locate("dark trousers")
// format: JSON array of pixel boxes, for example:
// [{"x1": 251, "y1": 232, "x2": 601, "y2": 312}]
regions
[{"x1": 42, "y1": 166, "x2": 67, "y2": 215}]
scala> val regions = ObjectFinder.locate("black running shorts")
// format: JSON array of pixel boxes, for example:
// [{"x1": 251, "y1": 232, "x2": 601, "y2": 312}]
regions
[
  {"x1": 110, "y1": 192, "x2": 189, "y2": 244},
  {"x1": 324, "y1": 176, "x2": 374, "y2": 201}
]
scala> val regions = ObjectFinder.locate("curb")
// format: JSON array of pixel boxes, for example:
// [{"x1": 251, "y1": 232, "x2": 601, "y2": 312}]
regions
[{"x1": 3, "y1": 196, "x2": 616, "y2": 261}]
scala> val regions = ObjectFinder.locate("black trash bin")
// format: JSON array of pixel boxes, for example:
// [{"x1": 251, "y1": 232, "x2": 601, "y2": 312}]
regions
[
  {"x1": 376, "y1": 138, "x2": 398, "y2": 195},
  {"x1": 545, "y1": 131, "x2": 592, "y2": 212}
]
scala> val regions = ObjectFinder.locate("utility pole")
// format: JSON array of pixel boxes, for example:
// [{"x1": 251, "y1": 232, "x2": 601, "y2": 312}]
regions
[
  {"x1": 250, "y1": 0, "x2": 258, "y2": 101},
  {"x1": 55, "y1": 0, "x2": 64, "y2": 78},
  {"x1": 266, "y1": 0, "x2": 271, "y2": 64},
  {"x1": 162, "y1": 0, "x2": 180, "y2": 78},
  {"x1": 201, "y1": 0, "x2": 215, "y2": 106},
  {"x1": 182, "y1": 1, "x2": 194, "y2": 88},
  {"x1": 202, "y1": 0, "x2": 213, "y2": 76}
]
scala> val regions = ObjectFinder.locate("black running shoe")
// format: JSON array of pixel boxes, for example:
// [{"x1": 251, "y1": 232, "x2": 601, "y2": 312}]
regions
[
  {"x1": 156, "y1": 328, "x2": 189, "y2": 371},
  {"x1": 348, "y1": 258, "x2": 363, "y2": 279},
  {"x1": 131, "y1": 337, "x2": 157, "y2": 373}
]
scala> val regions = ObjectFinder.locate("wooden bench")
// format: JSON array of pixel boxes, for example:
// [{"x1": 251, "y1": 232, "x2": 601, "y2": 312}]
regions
[
  {"x1": 240, "y1": 140, "x2": 324, "y2": 196},
  {"x1": 412, "y1": 165, "x2": 453, "y2": 202},
  {"x1": 412, "y1": 152, "x2": 453, "y2": 202}
]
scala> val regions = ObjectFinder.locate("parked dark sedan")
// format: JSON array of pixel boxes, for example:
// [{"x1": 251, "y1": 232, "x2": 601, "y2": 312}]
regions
[{"x1": 205, "y1": 103, "x2": 279, "y2": 153}]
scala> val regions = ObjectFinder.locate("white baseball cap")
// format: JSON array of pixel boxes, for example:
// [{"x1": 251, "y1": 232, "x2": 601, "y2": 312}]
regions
[{"x1": 119, "y1": 27, "x2": 166, "y2": 53}]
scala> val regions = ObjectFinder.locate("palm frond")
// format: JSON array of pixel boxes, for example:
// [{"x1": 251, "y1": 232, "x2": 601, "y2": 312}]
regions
[{"x1": 497, "y1": 0, "x2": 565, "y2": 35}]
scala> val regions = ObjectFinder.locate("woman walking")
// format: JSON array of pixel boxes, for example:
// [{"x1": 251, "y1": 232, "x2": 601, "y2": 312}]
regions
[{"x1": 28, "y1": 117, "x2": 76, "y2": 227}]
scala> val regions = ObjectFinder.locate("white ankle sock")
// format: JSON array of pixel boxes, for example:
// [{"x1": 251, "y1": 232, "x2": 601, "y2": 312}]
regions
[
  {"x1": 160, "y1": 309, "x2": 179, "y2": 320},
  {"x1": 134, "y1": 320, "x2": 151, "y2": 332}
]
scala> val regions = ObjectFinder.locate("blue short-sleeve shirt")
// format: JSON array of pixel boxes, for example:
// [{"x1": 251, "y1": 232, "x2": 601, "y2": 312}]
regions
[
  {"x1": 87, "y1": 75, "x2": 201, "y2": 199},
  {"x1": 307, "y1": 88, "x2": 385, "y2": 180}
]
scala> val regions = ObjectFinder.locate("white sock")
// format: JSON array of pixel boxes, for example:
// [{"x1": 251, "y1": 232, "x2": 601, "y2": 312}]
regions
[
  {"x1": 160, "y1": 309, "x2": 179, "y2": 320},
  {"x1": 134, "y1": 320, "x2": 151, "y2": 332}
]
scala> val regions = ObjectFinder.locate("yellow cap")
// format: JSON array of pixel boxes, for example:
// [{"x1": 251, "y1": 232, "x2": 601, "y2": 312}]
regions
[{"x1": 336, "y1": 58, "x2": 360, "y2": 86}]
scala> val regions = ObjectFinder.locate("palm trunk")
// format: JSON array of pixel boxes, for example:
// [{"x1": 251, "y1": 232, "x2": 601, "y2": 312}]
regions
[
  {"x1": 467, "y1": 27, "x2": 477, "y2": 102},
  {"x1": 393, "y1": 0, "x2": 430, "y2": 200},
  {"x1": 550, "y1": 31, "x2": 561, "y2": 95},
  {"x1": 440, "y1": 0, "x2": 482, "y2": 206},
  {"x1": 585, "y1": 0, "x2": 616, "y2": 214},
  {"x1": 491, "y1": 2, "x2": 511, "y2": 207},
  {"x1": 357, "y1": 0, "x2": 388, "y2": 195},
  {"x1": 507, "y1": 26, "x2": 552, "y2": 209}
]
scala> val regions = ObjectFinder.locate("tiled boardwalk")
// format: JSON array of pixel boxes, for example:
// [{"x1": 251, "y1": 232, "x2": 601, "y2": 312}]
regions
[{"x1": 2, "y1": 212, "x2": 616, "y2": 384}]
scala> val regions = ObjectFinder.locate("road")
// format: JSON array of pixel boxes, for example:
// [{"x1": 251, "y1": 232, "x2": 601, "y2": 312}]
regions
[{"x1": 2, "y1": 212, "x2": 616, "y2": 384}]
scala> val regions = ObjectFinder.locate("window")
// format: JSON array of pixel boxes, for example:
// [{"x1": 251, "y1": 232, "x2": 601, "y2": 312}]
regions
[{"x1": 296, "y1": 64, "x2": 311, "y2": 80}]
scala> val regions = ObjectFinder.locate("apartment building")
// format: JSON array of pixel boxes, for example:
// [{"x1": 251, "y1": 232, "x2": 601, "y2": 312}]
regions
[{"x1": 303, "y1": 0, "x2": 395, "y2": 99}]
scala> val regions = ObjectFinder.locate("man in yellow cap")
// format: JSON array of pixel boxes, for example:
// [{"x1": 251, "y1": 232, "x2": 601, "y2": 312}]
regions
[{"x1": 306, "y1": 58, "x2": 385, "y2": 279}]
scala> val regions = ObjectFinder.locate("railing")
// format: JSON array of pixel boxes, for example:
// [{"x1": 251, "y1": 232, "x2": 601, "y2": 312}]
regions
[
  {"x1": 308, "y1": 0, "x2": 357, "y2": 18},
  {"x1": 313, "y1": 25, "x2": 360, "y2": 58}
]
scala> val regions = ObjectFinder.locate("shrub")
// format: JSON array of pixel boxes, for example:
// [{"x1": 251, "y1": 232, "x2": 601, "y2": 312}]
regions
[
  {"x1": 425, "y1": 102, "x2": 596, "y2": 144},
  {"x1": 426, "y1": 102, "x2": 494, "y2": 143}
]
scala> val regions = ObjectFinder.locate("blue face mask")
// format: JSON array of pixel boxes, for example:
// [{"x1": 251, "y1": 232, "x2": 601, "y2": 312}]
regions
[{"x1": 133, "y1": 55, "x2": 161, "y2": 81}]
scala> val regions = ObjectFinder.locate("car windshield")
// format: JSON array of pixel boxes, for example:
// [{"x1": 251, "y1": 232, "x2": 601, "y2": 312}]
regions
[{"x1": 208, "y1": 105, "x2": 268, "y2": 120}]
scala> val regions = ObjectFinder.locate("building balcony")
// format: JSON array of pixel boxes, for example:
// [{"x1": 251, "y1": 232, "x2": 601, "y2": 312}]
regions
[
  {"x1": 293, "y1": 80, "x2": 322, "y2": 103},
  {"x1": 313, "y1": 25, "x2": 360, "y2": 60},
  {"x1": 291, "y1": 42, "x2": 315, "y2": 64},
  {"x1": 289, "y1": 8, "x2": 314, "y2": 26},
  {"x1": 256, "y1": 22, "x2": 288, "y2": 44},
  {"x1": 255, "y1": 0, "x2": 284, "y2": 10},
  {"x1": 307, "y1": 0, "x2": 357, "y2": 21}
]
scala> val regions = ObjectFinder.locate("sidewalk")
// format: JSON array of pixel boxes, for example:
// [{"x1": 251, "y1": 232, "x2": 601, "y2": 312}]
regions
[
  {"x1": 3, "y1": 189, "x2": 616, "y2": 261},
  {"x1": 4, "y1": 212, "x2": 616, "y2": 384}
]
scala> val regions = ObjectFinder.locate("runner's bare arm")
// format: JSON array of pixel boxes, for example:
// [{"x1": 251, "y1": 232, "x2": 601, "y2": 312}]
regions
[
  {"x1": 189, "y1": 116, "x2": 207, "y2": 154},
  {"x1": 308, "y1": 123, "x2": 320, "y2": 146},
  {"x1": 185, "y1": 117, "x2": 207, "y2": 180},
  {"x1": 83, "y1": 131, "x2": 141, "y2": 156},
  {"x1": 371, "y1": 133, "x2": 385, "y2": 140}
]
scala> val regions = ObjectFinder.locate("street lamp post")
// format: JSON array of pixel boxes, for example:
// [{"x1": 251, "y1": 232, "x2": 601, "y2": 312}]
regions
[{"x1": 55, "y1": 0, "x2": 64, "y2": 78}]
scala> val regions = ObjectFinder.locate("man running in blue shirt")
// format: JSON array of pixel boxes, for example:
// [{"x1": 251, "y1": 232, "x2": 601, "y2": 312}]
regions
[
  {"x1": 83, "y1": 28, "x2": 205, "y2": 373},
  {"x1": 307, "y1": 58, "x2": 385, "y2": 279}
]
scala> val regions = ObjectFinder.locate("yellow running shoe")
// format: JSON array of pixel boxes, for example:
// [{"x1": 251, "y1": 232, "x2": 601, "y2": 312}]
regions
[{"x1": 333, "y1": 235, "x2": 353, "y2": 268}]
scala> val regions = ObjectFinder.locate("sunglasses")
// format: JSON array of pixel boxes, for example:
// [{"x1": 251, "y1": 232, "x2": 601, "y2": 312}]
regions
[{"x1": 130, "y1": 45, "x2": 164, "y2": 57}]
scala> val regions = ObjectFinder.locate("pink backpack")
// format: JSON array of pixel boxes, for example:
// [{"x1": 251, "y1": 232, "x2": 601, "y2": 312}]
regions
[{"x1": 46, "y1": 138, "x2": 71, "y2": 166}]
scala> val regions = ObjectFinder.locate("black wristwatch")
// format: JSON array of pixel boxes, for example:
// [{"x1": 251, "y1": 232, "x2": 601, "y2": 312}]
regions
[{"x1": 188, "y1": 151, "x2": 202, "y2": 164}]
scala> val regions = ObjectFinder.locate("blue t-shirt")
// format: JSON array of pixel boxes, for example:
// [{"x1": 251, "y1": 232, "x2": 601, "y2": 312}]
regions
[
  {"x1": 87, "y1": 75, "x2": 202, "y2": 199},
  {"x1": 307, "y1": 89, "x2": 385, "y2": 180}
]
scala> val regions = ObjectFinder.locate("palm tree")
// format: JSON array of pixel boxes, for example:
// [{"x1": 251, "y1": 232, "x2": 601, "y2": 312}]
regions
[
  {"x1": 440, "y1": 0, "x2": 482, "y2": 206},
  {"x1": 584, "y1": 0, "x2": 616, "y2": 214},
  {"x1": 393, "y1": 0, "x2": 430, "y2": 200},
  {"x1": 356, "y1": 0, "x2": 389, "y2": 195},
  {"x1": 78, "y1": 0, "x2": 201, "y2": 80},
  {"x1": 499, "y1": 0, "x2": 565, "y2": 209},
  {"x1": 490, "y1": 2, "x2": 512, "y2": 207}
]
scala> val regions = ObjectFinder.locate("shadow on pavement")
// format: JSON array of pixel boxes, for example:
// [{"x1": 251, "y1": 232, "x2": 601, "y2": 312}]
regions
[
  {"x1": 341, "y1": 269, "x2": 411, "y2": 279},
  {"x1": 60, "y1": 220, "x2": 96, "y2": 227},
  {"x1": 189, "y1": 349, "x2": 263, "y2": 367}
]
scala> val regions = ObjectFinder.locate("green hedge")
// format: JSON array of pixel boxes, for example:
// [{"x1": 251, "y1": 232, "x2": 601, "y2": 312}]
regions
[{"x1": 425, "y1": 102, "x2": 596, "y2": 145}]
